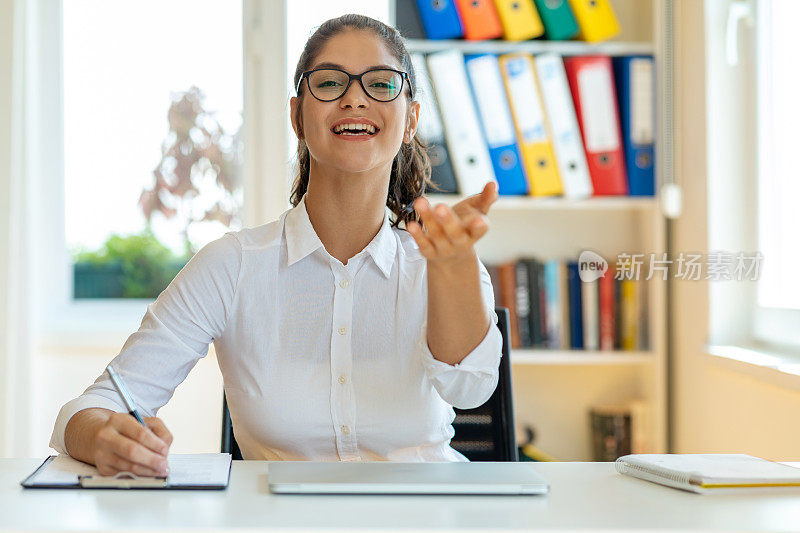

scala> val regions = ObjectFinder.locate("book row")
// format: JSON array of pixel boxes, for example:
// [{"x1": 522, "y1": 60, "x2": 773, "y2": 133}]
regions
[
  {"x1": 485, "y1": 258, "x2": 649, "y2": 351},
  {"x1": 414, "y1": 51, "x2": 655, "y2": 201}
]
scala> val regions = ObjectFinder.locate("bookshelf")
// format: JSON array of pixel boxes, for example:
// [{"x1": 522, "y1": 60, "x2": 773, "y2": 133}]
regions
[{"x1": 394, "y1": 0, "x2": 670, "y2": 461}]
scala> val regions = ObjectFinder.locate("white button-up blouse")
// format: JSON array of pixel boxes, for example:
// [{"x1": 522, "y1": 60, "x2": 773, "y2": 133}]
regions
[{"x1": 50, "y1": 194, "x2": 503, "y2": 461}]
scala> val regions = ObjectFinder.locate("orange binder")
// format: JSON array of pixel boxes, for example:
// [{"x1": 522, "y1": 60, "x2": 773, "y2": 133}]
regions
[
  {"x1": 493, "y1": 0, "x2": 544, "y2": 41},
  {"x1": 454, "y1": 0, "x2": 504, "y2": 40},
  {"x1": 566, "y1": 0, "x2": 620, "y2": 43},
  {"x1": 563, "y1": 55, "x2": 628, "y2": 196}
]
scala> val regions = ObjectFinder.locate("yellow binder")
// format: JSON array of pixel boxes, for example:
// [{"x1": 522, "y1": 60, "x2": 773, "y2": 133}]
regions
[
  {"x1": 620, "y1": 278, "x2": 638, "y2": 350},
  {"x1": 498, "y1": 53, "x2": 562, "y2": 196},
  {"x1": 493, "y1": 0, "x2": 544, "y2": 41},
  {"x1": 567, "y1": 0, "x2": 620, "y2": 42}
]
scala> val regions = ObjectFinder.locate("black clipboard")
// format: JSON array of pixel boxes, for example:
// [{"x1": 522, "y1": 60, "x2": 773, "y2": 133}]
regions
[{"x1": 21, "y1": 455, "x2": 232, "y2": 490}]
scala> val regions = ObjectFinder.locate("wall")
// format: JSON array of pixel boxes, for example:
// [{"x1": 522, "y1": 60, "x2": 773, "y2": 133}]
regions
[{"x1": 672, "y1": 0, "x2": 800, "y2": 460}]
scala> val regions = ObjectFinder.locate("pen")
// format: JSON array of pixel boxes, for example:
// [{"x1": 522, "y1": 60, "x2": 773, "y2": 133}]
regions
[{"x1": 106, "y1": 365, "x2": 146, "y2": 426}]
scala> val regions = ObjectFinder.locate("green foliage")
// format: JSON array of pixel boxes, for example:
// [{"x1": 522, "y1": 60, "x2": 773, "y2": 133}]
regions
[{"x1": 73, "y1": 228, "x2": 190, "y2": 298}]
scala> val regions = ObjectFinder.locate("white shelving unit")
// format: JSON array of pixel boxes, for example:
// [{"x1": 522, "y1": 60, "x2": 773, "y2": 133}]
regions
[
  {"x1": 406, "y1": 38, "x2": 653, "y2": 56},
  {"x1": 512, "y1": 351, "x2": 655, "y2": 366},
  {"x1": 399, "y1": 0, "x2": 669, "y2": 461},
  {"x1": 428, "y1": 194, "x2": 657, "y2": 212}
]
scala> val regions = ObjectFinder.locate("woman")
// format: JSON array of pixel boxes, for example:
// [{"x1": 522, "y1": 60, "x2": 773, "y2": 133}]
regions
[{"x1": 51, "y1": 14, "x2": 502, "y2": 476}]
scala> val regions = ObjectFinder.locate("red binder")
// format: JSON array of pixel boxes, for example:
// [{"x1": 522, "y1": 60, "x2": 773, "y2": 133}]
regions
[
  {"x1": 454, "y1": 0, "x2": 504, "y2": 40},
  {"x1": 563, "y1": 56, "x2": 628, "y2": 196},
  {"x1": 598, "y1": 268, "x2": 616, "y2": 351}
]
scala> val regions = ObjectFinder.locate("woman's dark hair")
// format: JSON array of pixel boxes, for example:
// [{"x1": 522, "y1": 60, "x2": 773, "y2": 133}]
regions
[{"x1": 290, "y1": 14, "x2": 439, "y2": 229}]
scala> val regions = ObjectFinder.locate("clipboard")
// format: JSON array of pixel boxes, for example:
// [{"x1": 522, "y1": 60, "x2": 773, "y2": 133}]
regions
[{"x1": 21, "y1": 454, "x2": 232, "y2": 490}]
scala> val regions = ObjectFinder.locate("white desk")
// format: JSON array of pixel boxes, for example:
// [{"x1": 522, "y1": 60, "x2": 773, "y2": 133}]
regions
[{"x1": 2, "y1": 459, "x2": 800, "y2": 531}]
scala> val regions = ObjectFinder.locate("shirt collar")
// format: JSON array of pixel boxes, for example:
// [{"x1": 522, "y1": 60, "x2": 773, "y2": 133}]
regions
[{"x1": 284, "y1": 194, "x2": 396, "y2": 279}]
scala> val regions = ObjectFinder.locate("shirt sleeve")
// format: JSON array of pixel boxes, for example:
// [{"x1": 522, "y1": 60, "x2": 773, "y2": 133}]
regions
[
  {"x1": 419, "y1": 258, "x2": 503, "y2": 410},
  {"x1": 49, "y1": 232, "x2": 242, "y2": 455}
]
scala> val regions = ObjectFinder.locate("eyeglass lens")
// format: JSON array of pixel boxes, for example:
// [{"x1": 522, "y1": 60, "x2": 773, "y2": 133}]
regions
[{"x1": 307, "y1": 69, "x2": 403, "y2": 102}]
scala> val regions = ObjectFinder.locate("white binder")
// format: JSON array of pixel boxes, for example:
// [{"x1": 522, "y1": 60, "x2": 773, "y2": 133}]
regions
[
  {"x1": 427, "y1": 50, "x2": 497, "y2": 196},
  {"x1": 533, "y1": 53, "x2": 593, "y2": 199}
]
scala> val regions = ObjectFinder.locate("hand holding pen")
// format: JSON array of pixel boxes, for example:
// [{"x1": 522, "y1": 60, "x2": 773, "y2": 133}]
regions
[{"x1": 87, "y1": 366, "x2": 173, "y2": 477}]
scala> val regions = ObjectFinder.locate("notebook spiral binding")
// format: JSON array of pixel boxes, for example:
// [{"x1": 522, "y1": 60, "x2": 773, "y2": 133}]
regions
[{"x1": 615, "y1": 458, "x2": 695, "y2": 486}]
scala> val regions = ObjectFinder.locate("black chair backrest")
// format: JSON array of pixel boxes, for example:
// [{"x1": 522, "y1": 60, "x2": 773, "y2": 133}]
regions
[
  {"x1": 449, "y1": 307, "x2": 517, "y2": 461},
  {"x1": 221, "y1": 393, "x2": 242, "y2": 460},
  {"x1": 221, "y1": 307, "x2": 516, "y2": 461}
]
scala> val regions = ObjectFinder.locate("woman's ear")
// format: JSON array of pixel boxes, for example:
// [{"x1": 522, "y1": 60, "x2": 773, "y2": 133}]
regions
[
  {"x1": 404, "y1": 100, "x2": 420, "y2": 143},
  {"x1": 290, "y1": 96, "x2": 303, "y2": 140}
]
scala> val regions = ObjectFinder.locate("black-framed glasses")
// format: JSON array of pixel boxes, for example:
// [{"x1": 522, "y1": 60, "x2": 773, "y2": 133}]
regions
[{"x1": 297, "y1": 68, "x2": 413, "y2": 103}]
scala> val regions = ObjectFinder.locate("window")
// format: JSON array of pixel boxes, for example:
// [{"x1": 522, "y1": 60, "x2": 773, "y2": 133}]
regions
[
  {"x1": 707, "y1": 0, "x2": 800, "y2": 353},
  {"x1": 754, "y1": 0, "x2": 800, "y2": 347},
  {"x1": 63, "y1": 0, "x2": 243, "y2": 299}
]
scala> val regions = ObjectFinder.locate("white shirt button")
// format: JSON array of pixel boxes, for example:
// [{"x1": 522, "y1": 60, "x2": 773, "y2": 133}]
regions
[
  {"x1": 339, "y1": 279, "x2": 350, "y2": 288},
  {"x1": 338, "y1": 326, "x2": 347, "y2": 335},
  {"x1": 341, "y1": 425, "x2": 350, "y2": 435},
  {"x1": 338, "y1": 375, "x2": 347, "y2": 384}
]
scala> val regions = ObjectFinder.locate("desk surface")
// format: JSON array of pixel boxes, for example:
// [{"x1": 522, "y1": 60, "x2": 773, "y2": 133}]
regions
[{"x1": 3, "y1": 459, "x2": 800, "y2": 532}]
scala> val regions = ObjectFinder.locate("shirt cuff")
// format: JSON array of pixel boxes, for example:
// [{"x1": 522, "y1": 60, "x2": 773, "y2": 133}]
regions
[
  {"x1": 419, "y1": 308, "x2": 503, "y2": 409},
  {"x1": 49, "y1": 394, "x2": 127, "y2": 456}
]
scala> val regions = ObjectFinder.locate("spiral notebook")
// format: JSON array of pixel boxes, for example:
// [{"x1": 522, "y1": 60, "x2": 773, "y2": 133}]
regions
[
  {"x1": 21, "y1": 453, "x2": 231, "y2": 490},
  {"x1": 616, "y1": 454, "x2": 800, "y2": 494}
]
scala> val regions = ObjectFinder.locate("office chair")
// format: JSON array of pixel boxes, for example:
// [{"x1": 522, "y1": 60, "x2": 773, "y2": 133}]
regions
[{"x1": 221, "y1": 306, "x2": 517, "y2": 461}]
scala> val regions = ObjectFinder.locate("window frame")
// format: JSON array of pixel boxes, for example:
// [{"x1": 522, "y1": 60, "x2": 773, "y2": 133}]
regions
[{"x1": 752, "y1": 0, "x2": 800, "y2": 349}]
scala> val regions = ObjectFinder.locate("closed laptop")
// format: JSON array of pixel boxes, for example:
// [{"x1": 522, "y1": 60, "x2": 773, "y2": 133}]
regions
[{"x1": 268, "y1": 461, "x2": 549, "y2": 495}]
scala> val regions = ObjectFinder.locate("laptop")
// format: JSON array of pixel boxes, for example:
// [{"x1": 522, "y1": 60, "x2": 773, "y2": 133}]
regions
[{"x1": 268, "y1": 461, "x2": 550, "y2": 495}]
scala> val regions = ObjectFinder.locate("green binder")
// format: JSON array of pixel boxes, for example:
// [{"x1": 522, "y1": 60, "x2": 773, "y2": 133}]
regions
[{"x1": 532, "y1": 0, "x2": 580, "y2": 40}]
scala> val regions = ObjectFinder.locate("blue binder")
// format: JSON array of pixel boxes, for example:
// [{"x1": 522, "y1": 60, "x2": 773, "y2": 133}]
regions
[
  {"x1": 414, "y1": 0, "x2": 464, "y2": 40},
  {"x1": 567, "y1": 261, "x2": 583, "y2": 349},
  {"x1": 464, "y1": 54, "x2": 529, "y2": 196},
  {"x1": 613, "y1": 56, "x2": 655, "y2": 196}
]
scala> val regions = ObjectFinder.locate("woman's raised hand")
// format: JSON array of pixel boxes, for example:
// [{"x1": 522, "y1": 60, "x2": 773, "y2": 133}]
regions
[{"x1": 407, "y1": 181, "x2": 499, "y2": 266}]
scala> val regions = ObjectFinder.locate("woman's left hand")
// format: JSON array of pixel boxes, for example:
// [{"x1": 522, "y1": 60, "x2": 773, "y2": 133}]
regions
[{"x1": 407, "y1": 181, "x2": 499, "y2": 266}]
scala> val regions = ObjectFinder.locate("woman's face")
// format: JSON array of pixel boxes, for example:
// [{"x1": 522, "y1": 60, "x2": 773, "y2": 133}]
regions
[{"x1": 291, "y1": 30, "x2": 419, "y2": 178}]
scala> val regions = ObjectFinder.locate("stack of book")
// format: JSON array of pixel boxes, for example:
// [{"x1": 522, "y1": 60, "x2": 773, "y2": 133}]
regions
[{"x1": 485, "y1": 258, "x2": 649, "y2": 351}]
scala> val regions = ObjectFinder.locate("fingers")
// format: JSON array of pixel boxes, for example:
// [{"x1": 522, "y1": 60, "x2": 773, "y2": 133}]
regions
[
  {"x1": 409, "y1": 196, "x2": 493, "y2": 260},
  {"x1": 413, "y1": 198, "x2": 453, "y2": 255},
  {"x1": 94, "y1": 426, "x2": 169, "y2": 477},
  {"x1": 465, "y1": 214, "x2": 489, "y2": 241},
  {"x1": 95, "y1": 447, "x2": 167, "y2": 478},
  {"x1": 477, "y1": 181, "x2": 499, "y2": 214},
  {"x1": 414, "y1": 200, "x2": 455, "y2": 256},
  {"x1": 111, "y1": 413, "x2": 169, "y2": 456},
  {"x1": 145, "y1": 417, "x2": 174, "y2": 449},
  {"x1": 406, "y1": 221, "x2": 436, "y2": 258},
  {"x1": 104, "y1": 427, "x2": 168, "y2": 472},
  {"x1": 433, "y1": 204, "x2": 471, "y2": 248}
]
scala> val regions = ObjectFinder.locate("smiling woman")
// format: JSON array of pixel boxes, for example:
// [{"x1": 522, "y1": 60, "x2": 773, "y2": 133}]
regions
[
  {"x1": 289, "y1": 17, "x2": 430, "y2": 233},
  {"x1": 53, "y1": 14, "x2": 504, "y2": 471}
]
